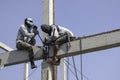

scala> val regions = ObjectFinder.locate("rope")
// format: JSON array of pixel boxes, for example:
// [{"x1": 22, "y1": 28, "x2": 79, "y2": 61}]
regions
[{"x1": 72, "y1": 56, "x2": 79, "y2": 80}]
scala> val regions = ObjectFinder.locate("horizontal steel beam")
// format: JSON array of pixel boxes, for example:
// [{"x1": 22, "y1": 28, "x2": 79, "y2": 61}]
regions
[
  {"x1": 1, "y1": 29, "x2": 120, "y2": 67},
  {"x1": 57, "y1": 29, "x2": 120, "y2": 58},
  {"x1": 0, "y1": 46, "x2": 43, "y2": 67}
]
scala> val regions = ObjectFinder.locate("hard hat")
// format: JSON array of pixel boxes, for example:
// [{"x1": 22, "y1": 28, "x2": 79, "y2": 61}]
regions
[{"x1": 24, "y1": 18, "x2": 34, "y2": 28}]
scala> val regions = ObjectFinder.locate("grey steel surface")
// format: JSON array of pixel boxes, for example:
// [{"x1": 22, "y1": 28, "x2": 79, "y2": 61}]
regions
[{"x1": 0, "y1": 29, "x2": 120, "y2": 67}]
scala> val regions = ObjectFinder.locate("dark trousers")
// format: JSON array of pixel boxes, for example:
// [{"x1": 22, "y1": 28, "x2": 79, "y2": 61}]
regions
[
  {"x1": 55, "y1": 34, "x2": 69, "y2": 45},
  {"x1": 16, "y1": 41, "x2": 36, "y2": 69}
]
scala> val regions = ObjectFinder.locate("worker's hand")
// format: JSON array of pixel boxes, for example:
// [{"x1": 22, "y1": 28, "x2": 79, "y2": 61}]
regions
[
  {"x1": 33, "y1": 25, "x2": 38, "y2": 30},
  {"x1": 34, "y1": 30, "x2": 39, "y2": 35},
  {"x1": 33, "y1": 26, "x2": 39, "y2": 35}
]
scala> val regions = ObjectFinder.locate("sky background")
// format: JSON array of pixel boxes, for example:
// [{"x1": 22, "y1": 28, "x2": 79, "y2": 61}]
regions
[{"x1": 0, "y1": 0, "x2": 120, "y2": 80}]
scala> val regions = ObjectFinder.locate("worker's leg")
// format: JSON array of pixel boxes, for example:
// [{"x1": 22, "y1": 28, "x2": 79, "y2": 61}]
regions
[
  {"x1": 16, "y1": 41, "x2": 37, "y2": 69},
  {"x1": 55, "y1": 34, "x2": 69, "y2": 45},
  {"x1": 16, "y1": 41, "x2": 32, "y2": 50},
  {"x1": 53, "y1": 34, "x2": 70, "y2": 65},
  {"x1": 28, "y1": 47, "x2": 37, "y2": 69}
]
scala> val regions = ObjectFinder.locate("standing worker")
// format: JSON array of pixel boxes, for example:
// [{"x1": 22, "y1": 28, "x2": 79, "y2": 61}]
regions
[{"x1": 16, "y1": 18, "x2": 39, "y2": 69}]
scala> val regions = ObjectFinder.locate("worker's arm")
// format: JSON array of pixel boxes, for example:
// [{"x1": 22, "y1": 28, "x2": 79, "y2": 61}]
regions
[
  {"x1": 28, "y1": 25, "x2": 39, "y2": 45},
  {"x1": 20, "y1": 25, "x2": 35, "y2": 38},
  {"x1": 32, "y1": 25, "x2": 39, "y2": 35},
  {"x1": 58, "y1": 25, "x2": 74, "y2": 37}
]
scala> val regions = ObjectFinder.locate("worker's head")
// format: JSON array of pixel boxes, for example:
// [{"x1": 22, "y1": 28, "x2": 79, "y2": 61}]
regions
[
  {"x1": 41, "y1": 24, "x2": 52, "y2": 35},
  {"x1": 24, "y1": 18, "x2": 34, "y2": 28}
]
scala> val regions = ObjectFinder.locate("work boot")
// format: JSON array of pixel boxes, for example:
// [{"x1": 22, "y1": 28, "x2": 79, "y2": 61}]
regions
[
  {"x1": 51, "y1": 57, "x2": 61, "y2": 65},
  {"x1": 28, "y1": 48, "x2": 37, "y2": 69},
  {"x1": 53, "y1": 58, "x2": 61, "y2": 65},
  {"x1": 31, "y1": 61, "x2": 37, "y2": 69}
]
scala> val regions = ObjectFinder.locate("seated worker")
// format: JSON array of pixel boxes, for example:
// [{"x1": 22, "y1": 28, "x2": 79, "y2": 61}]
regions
[
  {"x1": 16, "y1": 18, "x2": 39, "y2": 69},
  {"x1": 40, "y1": 24, "x2": 75, "y2": 65},
  {"x1": 41, "y1": 24, "x2": 75, "y2": 46}
]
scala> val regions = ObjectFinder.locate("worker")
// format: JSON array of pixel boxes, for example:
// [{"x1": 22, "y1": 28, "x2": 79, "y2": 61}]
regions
[
  {"x1": 41, "y1": 24, "x2": 75, "y2": 46},
  {"x1": 16, "y1": 18, "x2": 39, "y2": 69},
  {"x1": 41, "y1": 24, "x2": 75, "y2": 64}
]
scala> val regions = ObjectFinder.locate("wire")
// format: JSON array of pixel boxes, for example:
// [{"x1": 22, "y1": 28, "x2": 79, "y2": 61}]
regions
[
  {"x1": 72, "y1": 56, "x2": 79, "y2": 80},
  {"x1": 24, "y1": 63, "x2": 41, "y2": 80},
  {"x1": 64, "y1": 59, "x2": 80, "y2": 79},
  {"x1": 64, "y1": 58, "x2": 90, "y2": 80}
]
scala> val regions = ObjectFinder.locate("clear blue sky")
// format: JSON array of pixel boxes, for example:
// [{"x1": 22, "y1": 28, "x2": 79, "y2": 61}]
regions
[{"x1": 0, "y1": 0, "x2": 120, "y2": 80}]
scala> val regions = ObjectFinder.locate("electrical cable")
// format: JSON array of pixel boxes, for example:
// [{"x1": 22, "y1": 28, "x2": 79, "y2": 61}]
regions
[
  {"x1": 64, "y1": 59, "x2": 90, "y2": 80},
  {"x1": 24, "y1": 64, "x2": 41, "y2": 80},
  {"x1": 64, "y1": 59, "x2": 80, "y2": 79},
  {"x1": 72, "y1": 56, "x2": 79, "y2": 80}
]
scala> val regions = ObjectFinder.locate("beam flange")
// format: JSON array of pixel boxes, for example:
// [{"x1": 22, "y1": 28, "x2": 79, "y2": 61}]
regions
[{"x1": 0, "y1": 42, "x2": 13, "y2": 51}]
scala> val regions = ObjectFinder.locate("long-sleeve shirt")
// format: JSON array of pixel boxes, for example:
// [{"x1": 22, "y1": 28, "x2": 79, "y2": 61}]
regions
[
  {"x1": 51, "y1": 25, "x2": 74, "y2": 37},
  {"x1": 44, "y1": 25, "x2": 74, "y2": 42},
  {"x1": 16, "y1": 24, "x2": 35, "y2": 43}
]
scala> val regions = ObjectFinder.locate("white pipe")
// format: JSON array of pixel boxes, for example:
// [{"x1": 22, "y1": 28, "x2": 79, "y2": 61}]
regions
[
  {"x1": 61, "y1": 58, "x2": 67, "y2": 80},
  {"x1": 24, "y1": 63, "x2": 29, "y2": 80}
]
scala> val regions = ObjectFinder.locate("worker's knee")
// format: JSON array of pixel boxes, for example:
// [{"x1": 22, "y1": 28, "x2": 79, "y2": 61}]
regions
[
  {"x1": 16, "y1": 42, "x2": 22, "y2": 50},
  {"x1": 16, "y1": 41, "x2": 33, "y2": 50},
  {"x1": 55, "y1": 35, "x2": 68, "y2": 45}
]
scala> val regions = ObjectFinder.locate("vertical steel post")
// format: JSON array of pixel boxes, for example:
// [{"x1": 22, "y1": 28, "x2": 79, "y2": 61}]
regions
[{"x1": 41, "y1": 0, "x2": 56, "y2": 80}]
